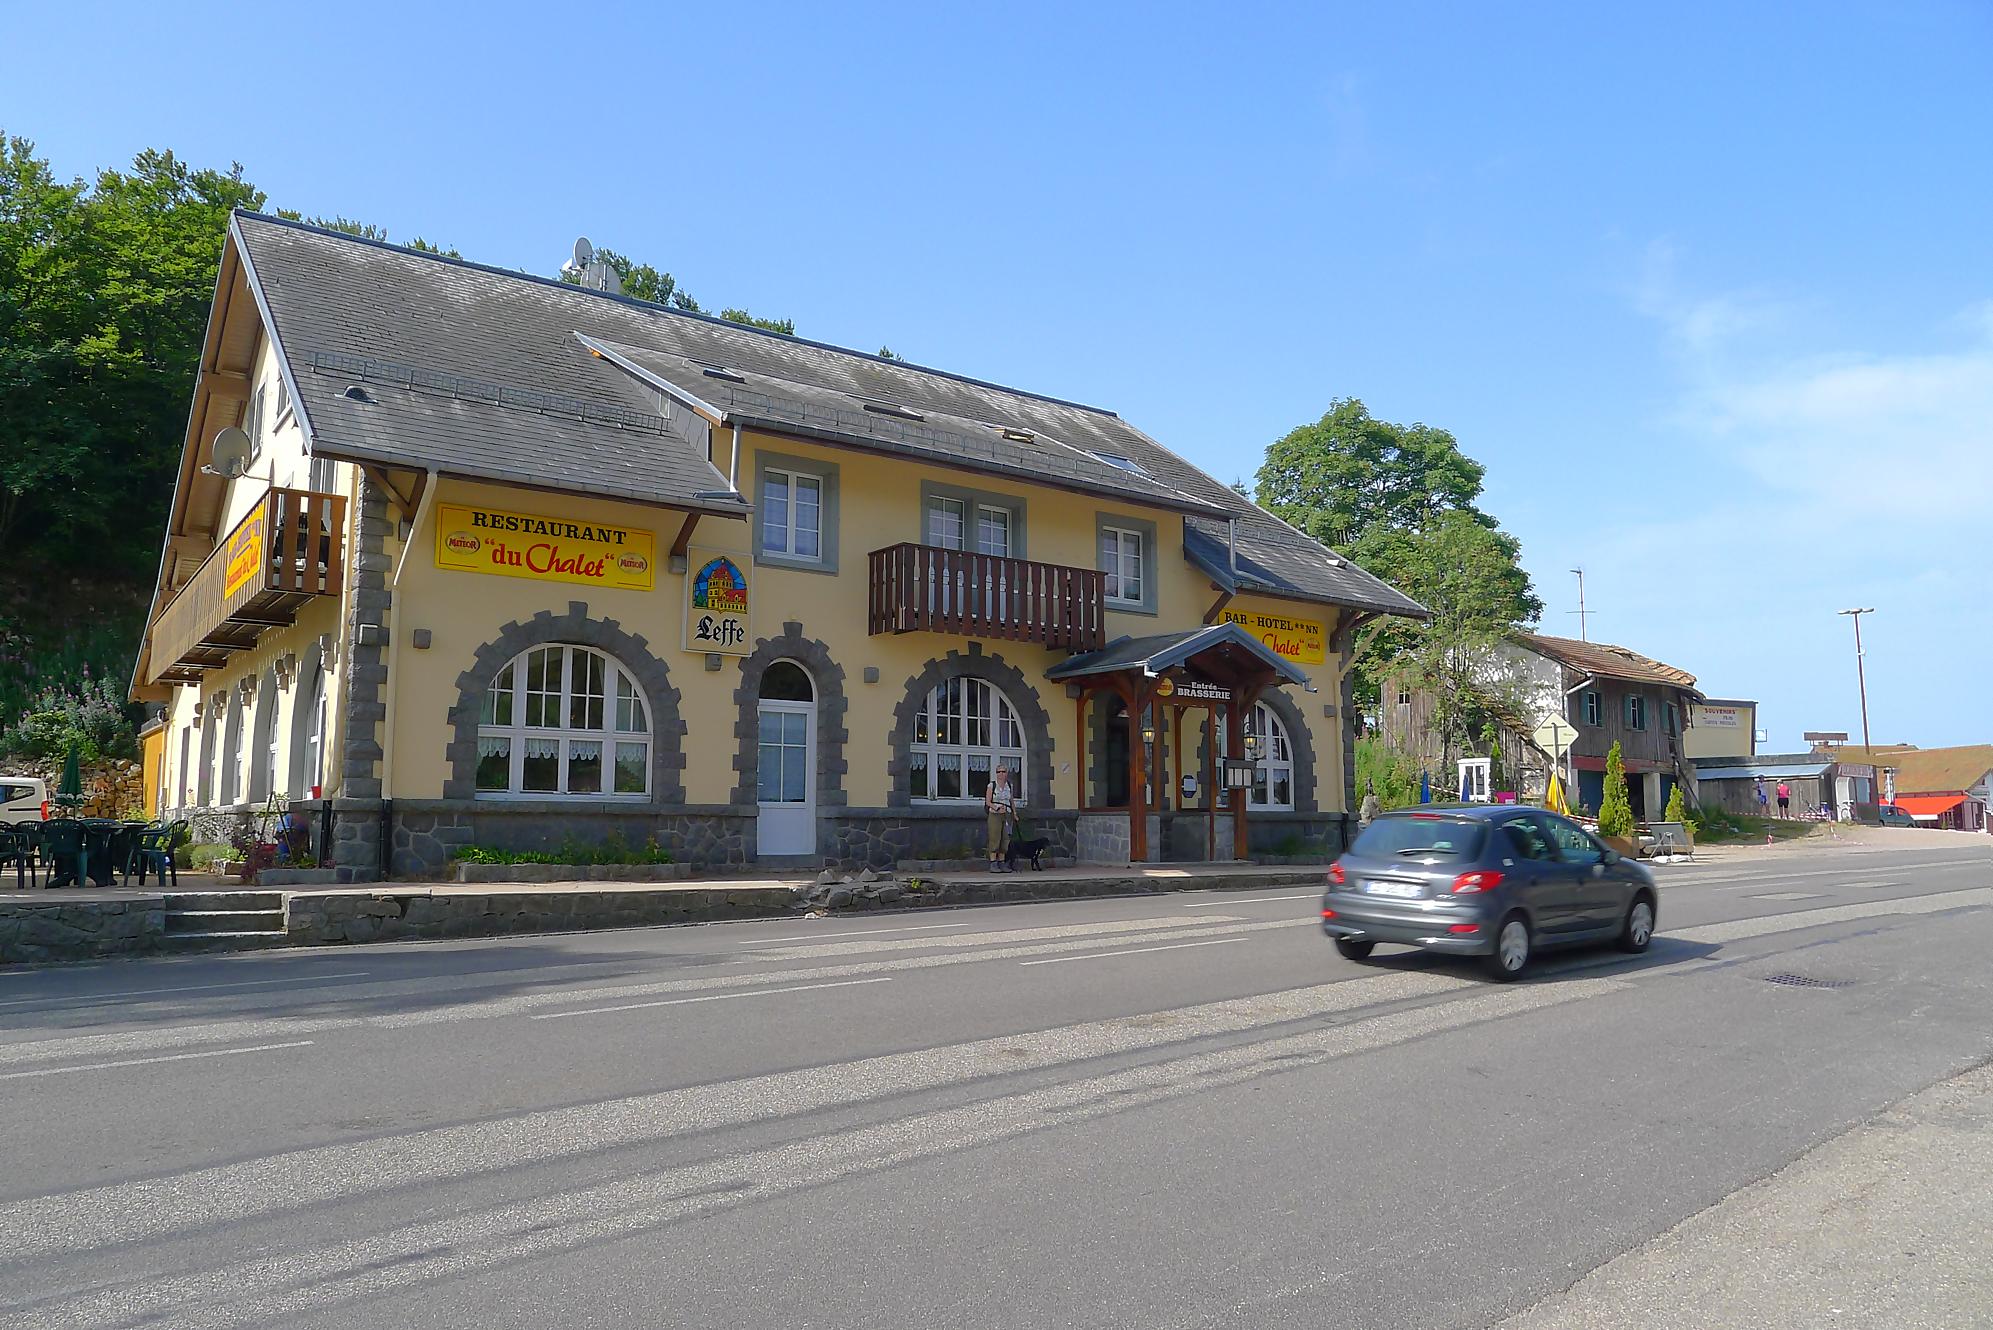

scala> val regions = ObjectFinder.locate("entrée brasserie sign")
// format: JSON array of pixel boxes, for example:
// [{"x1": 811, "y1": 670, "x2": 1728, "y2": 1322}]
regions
[{"x1": 434, "y1": 504, "x2": 656, "y2": 591}]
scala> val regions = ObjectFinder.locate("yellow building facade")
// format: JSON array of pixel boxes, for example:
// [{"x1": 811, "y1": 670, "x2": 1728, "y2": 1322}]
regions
[{"x1": 135, "y1": 214, "x2": 1421, "y2": 879}]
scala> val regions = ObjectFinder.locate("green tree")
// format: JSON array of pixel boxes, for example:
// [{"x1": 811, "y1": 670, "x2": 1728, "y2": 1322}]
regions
[
  {"x1": 1355, "y1": 736, "x2": 1419, "y2": 810},
  {"x1": 0, "y1": 137, "x2": 262, "y2": 572},
  {"x1": 1257, "y1": 399, "x2": 1491, "y2": 553},
  {"x1": 877, "y1": 346, "x2": 903, "y2": 361},
  {"x1": 557, "y1": 246, "x2": 792, "y2": 332},
  {"x1": 1598, "y1": 741, "x2": 1635, "y2": 839}
]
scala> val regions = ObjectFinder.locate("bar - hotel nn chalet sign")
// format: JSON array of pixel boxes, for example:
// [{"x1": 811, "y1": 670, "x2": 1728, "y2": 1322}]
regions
[
  {"x1": 434, "y1": 504, "x2": 655, "y2": 592},
  {"x1": 222, "y1": 506, "x2": 267, "y2": 598},
  {"x1": 684, "y1": 548, "x2": 751, "y2": 656},
  {"x1": 1219, "y1": 607, "x2": 1325, "y2": 666}
]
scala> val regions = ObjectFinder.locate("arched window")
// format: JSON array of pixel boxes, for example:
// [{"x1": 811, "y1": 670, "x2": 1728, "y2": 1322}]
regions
[
  {"x1": 221, "y1": 689, "x2": 246, "y2": 805},
  {"x1": 757, "y1": 661, "x2": 814, "y2": 806},
  {"x1": 249, "y1": 669, "x2": 280, "y2": 803},
  {"x1": 290, "y1": 652, "x2": 328, "y2": 798},
  {"x1": 908, "y1": 676, "x2": 1025, "y2": 803},
  {"x1": 1220, "y1": 701, "x2": 1295, "y2": 811},
  {"x1": 197, "y1": 703, "x2": 218, "y2": 805},
  {"x1": 476, "y1": 644, "x2": 649, "y2": 798}
]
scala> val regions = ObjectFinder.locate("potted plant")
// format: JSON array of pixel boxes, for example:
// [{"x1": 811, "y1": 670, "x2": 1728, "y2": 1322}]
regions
[{"x1": 1596, "y1": 741, "x2": 1640, "y2": 858}]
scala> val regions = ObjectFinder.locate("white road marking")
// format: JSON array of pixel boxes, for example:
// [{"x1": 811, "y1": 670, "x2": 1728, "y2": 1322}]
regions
[
  {"x1": 1180, "y1": 893, "x2": 1318, "y2": 907},
  {"x1": 1674, "y1": 887, "x2": 1993, "y2": 944},
  {"x1": 0, "y1": 968, "x2": 1476, "y2": 1263},
  {"x1": 531, "y1": 977, "x2": 892, "y2": 1020},
  {"x1": 16, "y1": 977, "x2": 1623, "y2": 1329},
  {"x1": 1746, "y1": 892, "x2": 1830, "y2": 902},
  {"x1": 0, "y1": 971, "x2": 372, "y2": 1008},
  {"x1": 0, "y1": 1041, "x2": 313, "y2": 1081},
  {"x1": 734, "y1": 922, "x2": 974, "y2": 945},
  {"x1": 1682, "y1": 857, "x2": 1989, "y2": 889},
  {"x1": 1019, "y1": 938, "x2": 1248, "y2": 966}
]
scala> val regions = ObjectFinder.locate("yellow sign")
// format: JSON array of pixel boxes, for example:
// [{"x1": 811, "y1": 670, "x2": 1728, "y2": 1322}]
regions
[
  {"x1": 222, "y1": 508, "x2": 267, "y2": 598},
  {"x1": 434, "y1": 504, "x2": 655, "y2": 591},
  {"x1": 1220, "y1": 608, "x2": 1326, "y2": 665},
  {"x1": 684, "y1": 548, "x2": 751, "y2": 655}
]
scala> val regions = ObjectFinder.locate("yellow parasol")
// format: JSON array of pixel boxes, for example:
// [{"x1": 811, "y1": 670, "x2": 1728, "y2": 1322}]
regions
[{"x1": 1545, "y1": 772, "x2": 1571, "y2": 815}]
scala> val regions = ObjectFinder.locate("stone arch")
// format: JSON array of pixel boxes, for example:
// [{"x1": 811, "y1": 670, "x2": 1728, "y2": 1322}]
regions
[
  {"x1": 888, "y1": 643, "x2": 1055, "y2": 808},
  {"x1": 1255, "y1": 686, "x2": 1318, "y2": 813},
  {"x1": 730, "y1": 622, "x2": 849, "y2": 809},
  {"x1": 442, "y1": 600, "x2": 687, "y2": 804}
]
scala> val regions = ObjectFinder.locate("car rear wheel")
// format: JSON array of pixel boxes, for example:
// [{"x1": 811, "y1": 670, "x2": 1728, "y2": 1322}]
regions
[
  {"x1": 1334, "y1": 937, "x2": 1375, "y2": 961},
  {"x1": 1484, "y1": 914, "x2": 1531, "y2": 982},
  {"x1": 1617, "y1": 894, "x2": 1656, "y2": 953}
]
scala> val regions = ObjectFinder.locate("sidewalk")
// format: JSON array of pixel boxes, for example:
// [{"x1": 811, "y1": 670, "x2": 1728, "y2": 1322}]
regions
[{"x1": 1502, "y1": 1059, "x2": 1993, "y2": 1328}]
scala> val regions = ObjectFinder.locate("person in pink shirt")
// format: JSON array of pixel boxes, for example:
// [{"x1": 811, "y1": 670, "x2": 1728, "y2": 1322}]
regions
[{"x1": 1775, "y1": 781, "x2": 1791, "y2": 817}]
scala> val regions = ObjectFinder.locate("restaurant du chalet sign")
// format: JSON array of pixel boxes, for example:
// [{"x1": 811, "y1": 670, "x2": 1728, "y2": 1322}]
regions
[
  {"x1": 683, "y1": 548, "x2": 751, "y2": 656},
  {"x1": 434, "y1": 504, "x2": 656, "y2": 592},
  {"x1": 1218, "y1": 607, "x2": 1326, "y2": 666},
  {"x1": 221, "y1": 506, "x2": 267, "y2": 598}
]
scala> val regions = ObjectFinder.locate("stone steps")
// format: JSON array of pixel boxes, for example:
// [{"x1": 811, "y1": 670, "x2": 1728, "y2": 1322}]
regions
[{"x1": 163, "y1": 891, "x2": 287, "y2": 945}]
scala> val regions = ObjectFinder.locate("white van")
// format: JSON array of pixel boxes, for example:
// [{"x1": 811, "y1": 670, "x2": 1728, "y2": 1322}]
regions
[{"x1": 0, "y1": 777, "x2": 48, "y2": 822}]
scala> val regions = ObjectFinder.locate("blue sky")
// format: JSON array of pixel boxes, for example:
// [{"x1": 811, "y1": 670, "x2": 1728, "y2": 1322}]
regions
[{"x1": 9, "y1": 2, "x2": 1989, "y2": 748}]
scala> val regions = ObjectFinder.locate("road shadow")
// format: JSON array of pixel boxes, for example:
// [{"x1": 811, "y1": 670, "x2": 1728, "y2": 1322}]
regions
[{"x1": 1347, "y1": 933, "x2": 1721, "y2": 986}]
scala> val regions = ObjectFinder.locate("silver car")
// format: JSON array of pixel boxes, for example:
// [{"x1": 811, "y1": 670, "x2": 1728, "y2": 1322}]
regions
[{"x1": 1322, "y1": 805, "x2": 1658, "y2": 980}]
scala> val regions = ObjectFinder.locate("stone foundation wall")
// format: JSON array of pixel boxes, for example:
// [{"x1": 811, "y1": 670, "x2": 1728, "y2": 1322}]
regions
[
  {"x1": 283, "y1": 885, "x2": 797, "y2": 946},
  {"x1": 1245, "y1": 811, "x2": 1353, "y2": 859},
  {"x1": 0, "y1": 897, "x2": 166, "y2": 963}
]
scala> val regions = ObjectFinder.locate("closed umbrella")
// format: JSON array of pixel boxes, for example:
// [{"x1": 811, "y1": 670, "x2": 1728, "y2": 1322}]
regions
[
  {"x1": 58, "y1": 744, "x2": 83, "y2": 810},
  {"x1": 1546, "y1": 772, "x2": 1570, "y2": 815},
  {"x1": 1419, "y1": 770, "x2": 1431, "y2": 804}
]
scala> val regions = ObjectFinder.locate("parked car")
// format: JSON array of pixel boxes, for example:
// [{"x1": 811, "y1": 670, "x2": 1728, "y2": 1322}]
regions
[
  {"x1": 1322, "y1": 805, "x2": 1658, "y2": 981},
  {"x1": 1874, "y1": 803, "x2": 1918, "y2": 827},
  {"x1": 0, "y1": 776, "x2": 48, "y2": 822}
]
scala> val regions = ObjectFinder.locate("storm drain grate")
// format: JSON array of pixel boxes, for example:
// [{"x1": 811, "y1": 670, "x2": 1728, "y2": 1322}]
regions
[{"x1": 1763, "y1": 973, "x2": 1855, "y2": 990}]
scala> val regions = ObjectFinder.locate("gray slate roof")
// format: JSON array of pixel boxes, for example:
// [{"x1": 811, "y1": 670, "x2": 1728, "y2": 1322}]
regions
[
  {"x1": 1046, "y1": 625, "x2": 1308, "y2": 685},
  {"x1": 233, "y1": 211, "x2": 1422, "y2": 614}
]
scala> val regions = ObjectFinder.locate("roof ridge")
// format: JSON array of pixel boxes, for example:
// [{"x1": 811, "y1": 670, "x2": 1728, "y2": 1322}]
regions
[{"x1": 235, "y1": 210, "x2": 1126, "y2": 420}]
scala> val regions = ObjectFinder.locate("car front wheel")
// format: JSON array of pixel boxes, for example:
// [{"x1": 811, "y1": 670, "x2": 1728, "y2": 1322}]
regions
[
  {"x1": 1617, "y1": 895, "x2": 1656, "y2": 953},
  {"x1": 1485, "y1": 914, "x2": 1531, "y2": 982},
  {"x1": 1334, "y1": 937, "x2": 1375, "y2": 961}
]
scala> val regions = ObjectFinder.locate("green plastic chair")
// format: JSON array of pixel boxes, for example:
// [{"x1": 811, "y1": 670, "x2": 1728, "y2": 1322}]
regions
[
  {"x1": 40, "y1": 820, "x2": 86, "y2": 889},
  {"x1": 0, "y1": 827, "x2": 37, "y2": 891}
]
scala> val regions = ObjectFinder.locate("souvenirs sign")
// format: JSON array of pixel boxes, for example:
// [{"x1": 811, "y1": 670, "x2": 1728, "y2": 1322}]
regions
[
  {"x1": 222, "y1": 506, "x2": 267, "y2": 598},
  {"x1": 684, "y1": 548, "x2": 751, "y2": 655},
  {"x1": 1219, "y1": 607, "x2": 1326, "y2": 666},
  {"x1": 434, "y1": 504, "x2": 655, "y2": 591}
]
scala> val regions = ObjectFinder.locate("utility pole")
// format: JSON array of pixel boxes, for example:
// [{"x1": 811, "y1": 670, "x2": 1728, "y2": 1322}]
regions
[
  {"x1": 1839, "y1": 607, "x2": 1875, "y2": 755},
  {"x1": 1569, "y1": 568, "x2": 1589, "y2": 641}
]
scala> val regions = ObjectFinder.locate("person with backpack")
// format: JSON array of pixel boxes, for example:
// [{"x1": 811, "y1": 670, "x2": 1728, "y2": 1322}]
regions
[{"x1": 985, "y1": 763, "x2": 1017, "y2": 872}]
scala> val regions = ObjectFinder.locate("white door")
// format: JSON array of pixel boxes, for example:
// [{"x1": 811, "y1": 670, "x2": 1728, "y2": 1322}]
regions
[{"x1": 756, "y1": 661, "x2": 817, "y2": 857}]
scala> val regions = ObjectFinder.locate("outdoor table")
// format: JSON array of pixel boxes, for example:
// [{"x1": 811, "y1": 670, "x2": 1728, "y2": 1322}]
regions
[{"x1": 76, "y1": 820, "x2": 124, "y2": 887}]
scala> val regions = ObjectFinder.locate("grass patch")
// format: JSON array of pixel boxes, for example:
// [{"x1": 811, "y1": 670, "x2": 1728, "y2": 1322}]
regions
[
  {"x1": 1693, "y1": 809, "x2": 1816, "y2": 844},
  {"x1": 453, "y1": 834, "x2": 672, "y2": 866}
]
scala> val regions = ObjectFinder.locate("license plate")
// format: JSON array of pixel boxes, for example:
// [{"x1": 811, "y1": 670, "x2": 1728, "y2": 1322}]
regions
[{"x1": 1363, "y1": 879, "x2": 1423, "y2": 898}]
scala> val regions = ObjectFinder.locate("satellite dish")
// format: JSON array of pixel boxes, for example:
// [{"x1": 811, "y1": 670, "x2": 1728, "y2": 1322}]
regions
[
  {"x1": 597, "y1": 263, "x2": 623, "y2": 296},
  {"x1": 207, "y1": 426, "x2": 252, "y2": 479},
  {"x1": 572, "y1": 237, "x2": 594, "y2": 270}
]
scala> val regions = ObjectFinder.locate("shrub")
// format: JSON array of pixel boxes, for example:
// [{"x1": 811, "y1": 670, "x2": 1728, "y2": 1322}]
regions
[
  {"x1": 0, "y1": 672, "x2": 139, "y2": 767},
  {"x1": 1664, "y1": 785, "x2": 1698, "y2": 840},
  {"x1": 453, "y1": 834, "x2": 672, "y2": 867},
  {"x1": 1356, "y1": 737, "x2": 1421, "y2": 810},
  {"x1": 1597, "y1": 741, "x2": 1636, "y2": 839},
  {"x1": 178, "y1": 842, "x2": 231, "y2": 870}
]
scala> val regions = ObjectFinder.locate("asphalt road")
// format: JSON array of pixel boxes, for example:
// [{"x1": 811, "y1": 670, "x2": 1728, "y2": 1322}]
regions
[{"x1": 2, "y1": 838, "x2": 1990, "y2": 1329}]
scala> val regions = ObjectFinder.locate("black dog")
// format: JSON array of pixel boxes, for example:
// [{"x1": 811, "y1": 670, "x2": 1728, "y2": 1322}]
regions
[{"x1": 1006, "y1": 835, "x2": 1051, "y2": 871}]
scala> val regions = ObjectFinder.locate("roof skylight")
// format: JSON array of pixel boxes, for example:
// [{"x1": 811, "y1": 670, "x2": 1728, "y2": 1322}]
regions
[{"x1": 1090, "y1": 449, "x2": 1149, "y2": 477}]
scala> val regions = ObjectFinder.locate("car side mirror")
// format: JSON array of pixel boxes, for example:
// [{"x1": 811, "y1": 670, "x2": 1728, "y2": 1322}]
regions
[{"x1": 1601, "y1": 849, "x2": 1621, "y2": 866}]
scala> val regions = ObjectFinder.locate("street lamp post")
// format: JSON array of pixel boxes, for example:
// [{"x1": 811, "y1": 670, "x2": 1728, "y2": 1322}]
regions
[{"x1": 1838, "y1": 608, "x2": 1875, "y2": 755}]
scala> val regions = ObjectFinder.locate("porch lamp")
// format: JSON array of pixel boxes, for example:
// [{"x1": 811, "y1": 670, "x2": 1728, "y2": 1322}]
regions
[
  {"x1": 1140, "y1": 719, "x2": 1158, "y2": 747},
  {"x1": 1244, "y1": 732, "x2": 1265, "y2": 762}
]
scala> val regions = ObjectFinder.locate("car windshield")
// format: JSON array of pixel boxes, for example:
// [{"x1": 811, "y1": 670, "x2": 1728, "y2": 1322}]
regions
[{"x1": 1352, "y1": 815, "x2": 1486, "y2": 859}]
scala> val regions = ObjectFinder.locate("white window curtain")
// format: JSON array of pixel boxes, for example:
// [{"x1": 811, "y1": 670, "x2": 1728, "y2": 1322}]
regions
[
  {"x1": 908, "y1": 676, "x2": 1026, "y2": 803},
  {"x1": 476, "y1": 644, "x2": 650, "y2": 798}
]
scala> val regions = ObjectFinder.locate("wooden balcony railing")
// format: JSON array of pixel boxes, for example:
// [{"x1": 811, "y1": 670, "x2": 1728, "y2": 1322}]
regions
[
  {"x1": 868, "y1": 543, "x2": 1106, "y2": 652},
  {"x1": 148, "y1": 487, "x2": 348, "y2": 685}
]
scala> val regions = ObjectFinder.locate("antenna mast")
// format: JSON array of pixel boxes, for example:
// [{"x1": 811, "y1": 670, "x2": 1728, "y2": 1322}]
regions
[{"x1": 1569, "y1": 567, "x2": 1589, "y2": 642}]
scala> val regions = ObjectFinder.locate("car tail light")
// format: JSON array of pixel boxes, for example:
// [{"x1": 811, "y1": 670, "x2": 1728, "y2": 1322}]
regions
[
  {"x1": 1328, "y1": 861, "x2": 1346, "y2": 887},
  {"x1": 1321, "y1": 908, "x2": 1336, "y2": 919},
  {"x1": 40, "y1": 801, "x2": 48, "y2": 821},
  {"x1": 1451, "y1": 870, "x2": 1504, "y2": 893},
  {"x1": 1447, "y1": 923, "x2": 1481, "y2": 934}
]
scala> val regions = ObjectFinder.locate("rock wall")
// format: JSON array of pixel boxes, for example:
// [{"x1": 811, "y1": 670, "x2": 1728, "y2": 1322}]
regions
[{"x1": 0, "y1": 897, "x2": 166, "y2": 963}]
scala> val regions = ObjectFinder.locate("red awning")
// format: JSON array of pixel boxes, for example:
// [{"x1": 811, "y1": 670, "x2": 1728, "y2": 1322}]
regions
[{"x1": 1893, "y1": 795, "x2": 1966, "y2": 817}]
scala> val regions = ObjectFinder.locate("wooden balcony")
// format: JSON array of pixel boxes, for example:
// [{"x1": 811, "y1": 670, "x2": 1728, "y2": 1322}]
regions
[
  {"x1": 148, "y1": 487, "x2": 348, "y2": 685},
  {"x1": 868, "y1": 543, "x2": 1106, "y2": 652}
]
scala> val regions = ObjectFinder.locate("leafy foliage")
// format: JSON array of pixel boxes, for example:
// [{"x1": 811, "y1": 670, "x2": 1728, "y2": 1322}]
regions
[
  {"x1": 1664, "y1": 783, "x2": 1698, "y2": 839},
  {"x1": 0, "y1": 671, "x2": 139, "y2": 766},
  {"x1": 1597, "y1": 741, "x2": 1636, "y2": 838},
  {"x1": 1355, "y1": 736, "x2": 1421, "y2": 811},
  {"x1": 1255, "y1": 399, "x2": 1543, "y2": 770},
  {"x1": 454, "y1": 833, "x2": 672, "y2": 866}
]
